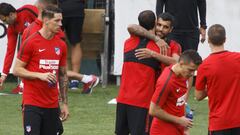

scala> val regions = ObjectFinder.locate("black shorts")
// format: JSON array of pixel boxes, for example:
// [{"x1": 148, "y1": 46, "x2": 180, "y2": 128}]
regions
[
  {"x1": 62, "y1": 16, "x2": 84, "y2": 45},
  {"x1": 57, "y1": 107, "x2": 64, "y2": 135},
  {"x1": 168, "y1": 30, "x2": 200, "y2": 52},
  {"x1": 208, "y1": 127, "x2": 240, "y2": 135},
  {"x1": 115, "y1": 103, "x2": 151, "y2": 135},
  {"x1": 23, "y1": 105, "x2": 60, "y2": 135}
]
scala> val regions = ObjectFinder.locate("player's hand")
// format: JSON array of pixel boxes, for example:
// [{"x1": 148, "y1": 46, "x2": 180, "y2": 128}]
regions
[
  {"x1": 184, "y1": 128, "x2": 190, "y2": 135},
  {"x1": 0, "y1": 75, "x2": 7, "y2": 90},
  {"x1": 200, "y1": 27, "x2": 206, "y2": 43},
  {"x1": 155, "y1": 38, "x2": 168, "y2": 55},
  {"x1": 177, "y1": 116, "x2": 193, "y2": 128},
  {"x1": 135, "y1": 48, "x2": 155, "y2": 59},
  {"x1": 38, "y1": 72, "x2": 57, "y2": 84},
  {"x1": 60, "y1": 103, "x2": 69, "y2": 122}
]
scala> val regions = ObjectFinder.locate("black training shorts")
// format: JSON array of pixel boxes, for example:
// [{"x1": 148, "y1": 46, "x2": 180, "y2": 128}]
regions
[
  {"x1": 208, "y1": 127, "x2": 240, "y2": 135},
  {"x1": 23, "y1": 105, "x2": 60, "y2": 135},
  {"x1": 115, "y1": 103, "x2": 151, "y2": 135},
  {"x1": 62, "y1": 16, "x2": 84, "y2": 45}
]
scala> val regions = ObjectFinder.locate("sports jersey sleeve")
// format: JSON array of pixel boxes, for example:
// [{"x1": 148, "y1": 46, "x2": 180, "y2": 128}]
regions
[
  {"x1": 195, "y1": 64, "x2": 207, "y2": 91},
  {"x1": 59, "y1": 42, "x2": 67, "y2": 67},
  {"x1": 17, "y1": 39, "x2": 33, "y2": 63},
  {"x1": 2, "y1": 27, "x2": 18, "y2": 75},
  {"x1": 151, "y1": 70, "x2": 172, "y2": 107},
  {"x1": 197, "y1": 0, "x2": 207, "y2": 28},
  {"x1": 170, "y1": 41, "x2": 182, "y2": 56}
]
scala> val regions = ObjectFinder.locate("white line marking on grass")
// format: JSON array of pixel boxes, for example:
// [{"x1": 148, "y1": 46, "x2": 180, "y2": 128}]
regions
[
  {"x1": 0, "y1": 93, "x2": 11, "y2": 96},
  {"x1": 108, "y1": 98, "x2": 117, "y2": 104}
]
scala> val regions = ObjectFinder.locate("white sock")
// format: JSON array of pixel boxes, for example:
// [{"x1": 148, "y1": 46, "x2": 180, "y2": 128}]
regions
[
  {"x1": 81, "y1": 75, "x2": 93, "y2": 83},
  {"x1": 19, "y1": 81, "x2": 24, "y2": 88}
]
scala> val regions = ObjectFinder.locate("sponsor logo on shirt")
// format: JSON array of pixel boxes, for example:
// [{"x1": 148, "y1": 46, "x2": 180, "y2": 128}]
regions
[
  {"x1": 176, "y1": 93, "x2": 186, "y2": 106},
  {"x1": 39, "y1": 59, "x2": 59, "y2": 70}
]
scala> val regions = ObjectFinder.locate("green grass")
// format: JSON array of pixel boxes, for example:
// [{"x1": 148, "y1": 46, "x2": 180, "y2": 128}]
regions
[{"x1": 0, "y1": 82, "x2": 208, "y2": 135}]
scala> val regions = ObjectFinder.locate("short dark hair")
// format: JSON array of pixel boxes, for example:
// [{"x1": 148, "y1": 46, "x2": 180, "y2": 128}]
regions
[
  {"x1": 179, "y1": 50, "x2": 202, "y2": 66},
  {"x1": 42, "y1": 5, "x2": 61, "y2": 19},
  {"x1": 158, "y1": 12, "x2": 175, "y2": 27},
  {"x1": 0, "y1": 3, "x2": 16, "y2": 16},
  {"x1": 38, "y1": 0, "x2": 58, "y2": 6},
  {"x1": 208, "y1": 24, "x2": 226, "y2": 46},
  {"x1": 138, "y1": 10, "x2": 156, "y2": 30}
]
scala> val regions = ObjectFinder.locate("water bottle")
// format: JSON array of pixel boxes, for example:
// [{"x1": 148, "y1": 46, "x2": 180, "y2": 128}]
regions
[
  {"x1": 48, "y1": 70, "x2": 56, "y2": 88},
  {"x1": 186, "y1": 110, "x2": 194, "y2": 120}
]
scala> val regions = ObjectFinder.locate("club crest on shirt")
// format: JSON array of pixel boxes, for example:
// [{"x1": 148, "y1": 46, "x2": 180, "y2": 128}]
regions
[
  {"x1": 24, "y1": 21, "x2": 30, "y2": 27},
  {"x1": 26, "y1": 125, "x2": 31, "y2": 132},
  {"x1": 55, "y1": 47, "x2": 60, "y2": 55}
]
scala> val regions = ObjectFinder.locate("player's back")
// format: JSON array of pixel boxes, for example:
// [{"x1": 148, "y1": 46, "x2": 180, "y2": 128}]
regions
[
  {"x1": 117, "y1": 35, "x2": 160, "y2": 109},
  {"x1": 199, "y1": 51, "x2": 240, "y2": 130}
]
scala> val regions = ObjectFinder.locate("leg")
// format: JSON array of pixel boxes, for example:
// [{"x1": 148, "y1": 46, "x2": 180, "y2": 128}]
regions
[
  {"x1": 57, "y1": 107, "x2": 64, "y2": 135},
  {"x1": 64, "y1": 17, "x2": 84, "y2": 89},
  {"x1": 185, "y1": 31, "x2": 200, "y2": 51},
  {"x1": 65, "y1": 16, "x2": 84, "y2": 73},
  {"x1": 23, "y1": 105, "x2": 42, "y2": 135},
  {"x1": 115, "y1": 103, "x2": 129, "y2": 135},
  {"x1": 127, "y1": 105, "x2": 149, "y2": 135},
  {"x1": 71, "y1": 43, "x2": 82, "y2": 73},
  {"x1": 67, "y1": 70, "x2": 100, "y2": 94},
  {"x1": 42, "y1": 108, "x2": 59, "y2": 135},
  {"x1": 67, "y1": 70, "x2": 84, "y2": 80}
]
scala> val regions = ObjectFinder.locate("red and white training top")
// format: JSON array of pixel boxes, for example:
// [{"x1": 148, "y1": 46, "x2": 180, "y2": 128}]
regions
[{"x1": 18, "y1": 32, "x2": 67, "y2": 108}]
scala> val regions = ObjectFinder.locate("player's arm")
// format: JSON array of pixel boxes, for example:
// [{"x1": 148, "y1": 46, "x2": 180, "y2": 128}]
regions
[
  {"x1": 13, "y1": 58, "x2": 39, "y2": 79},
  {"x1": 194, "y1": 66, "x2": 208, "y2": 101},
  {"x1": 2, "y1": 28, "x2": 18, "y2": 77},
  {"x1": 58, "y1": 66, "x2": 68, "y2": 104},
  {"x1": 127, "y1": 24, "x2": 159, "y2": 42},
  {"x1": 156, "y1": 0, "x2": 165, "y2": 16},
  {"x1": 135, "y1": 49, "x2": 179, "y2": 65},
  {"x1": 13, "y1": 58, "x2": 56, "y2": 83},
  {"x1": 195, "y1": 89, "x2": 207, "y2": 101},
  {"x1": 198, "y1": 0, "x2": 207, "y2": 43},
  {"x1": 58, "y1": 66, "x2": 69, "y2": 121},
  {"x1": 149, "y1": 102, "x2": 193, "y2": 128},
  {"x1": 127, "y1": 24, "x2": 168, "y2": 54}
]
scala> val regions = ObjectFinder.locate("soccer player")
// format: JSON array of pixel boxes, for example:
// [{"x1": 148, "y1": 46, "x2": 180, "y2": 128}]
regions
[
  {"x1": 156, "y1": 0, "x2": 207, "y2": 111},
  {"x1": 23, "y1": 0, "x2": 99, "y2": 94},
  {"x1": 0, "y1": 2, "x2": 38, "y2": 92},
  {"x1": 13, "y1": 6, "x2": 69, "y2": 135},
  {"x1": 58, "y1": 0, "x2": 85, "y2": 89},
  {"x1": 115, "y1": 10, "x2": 160, "y2": 135},
  {"x1": 128, "y1": 12, "x2": 181, "y2": 69},
  {"x1": 195, "y1": 24, "x2": 240, "y2": 135},
  {"x1": 149, "y1": 50, "x2": 202, "y2": 135}
]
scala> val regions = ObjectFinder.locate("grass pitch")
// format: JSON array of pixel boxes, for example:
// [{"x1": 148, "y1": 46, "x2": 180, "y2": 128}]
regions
[{"x1": 0, "y1": 82, "x2": 208, "y2": 135}]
